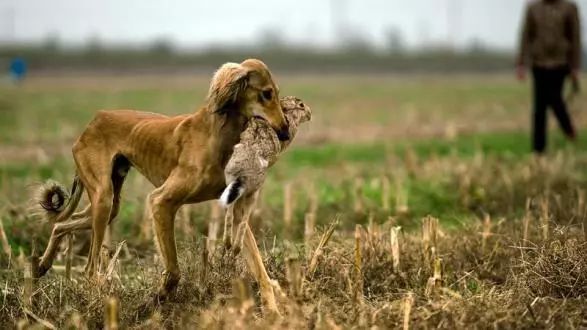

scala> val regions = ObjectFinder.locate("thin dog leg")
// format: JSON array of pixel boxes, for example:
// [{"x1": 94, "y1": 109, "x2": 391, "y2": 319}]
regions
[
  {"x1": 149, "y1": 188, "x2": 181, "y2": 300},
  {"x1": 86, "y1": 188, "x2": 113, "y2": 278},
  {"x1": 71, "y1": 205, "x2": 91, "y2": 220},
  {"x1": 37, "y1": 216, "x2": 92, "y2": 277}
]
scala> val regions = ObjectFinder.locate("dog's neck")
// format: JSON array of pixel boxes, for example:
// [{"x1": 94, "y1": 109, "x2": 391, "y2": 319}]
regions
[{"x1": 207, "y1": 109, "x2": 248, "y2": 167}]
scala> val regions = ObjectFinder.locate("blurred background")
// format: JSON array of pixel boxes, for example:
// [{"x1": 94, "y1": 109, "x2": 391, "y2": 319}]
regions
[{"x1": 4, "y1": 0, "x2": 587, "y2": 73}]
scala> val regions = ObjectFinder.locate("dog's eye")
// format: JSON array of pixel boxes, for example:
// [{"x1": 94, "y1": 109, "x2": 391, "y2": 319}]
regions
[{"x1": 262, "y1": 89, "x2": 273, "y2": 100}]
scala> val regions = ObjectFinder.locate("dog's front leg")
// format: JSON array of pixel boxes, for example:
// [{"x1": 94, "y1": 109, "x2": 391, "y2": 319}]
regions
[{"x1": 148, "y1": 183, "x2": 183, "y2": 301}]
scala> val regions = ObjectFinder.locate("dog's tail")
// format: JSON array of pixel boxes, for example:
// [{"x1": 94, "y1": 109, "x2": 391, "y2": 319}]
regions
[
  {"x1": 35, "y1": 175, "x2": 84, "y2": 223},
  {"x1": 219, "y1": 178, "x2": 245, "y2": 207}
]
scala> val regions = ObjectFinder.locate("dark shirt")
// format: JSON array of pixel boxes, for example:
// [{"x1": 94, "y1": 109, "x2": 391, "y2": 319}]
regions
[{"x1": 518, "y1": 0, "x2": 582, "y2": 70}]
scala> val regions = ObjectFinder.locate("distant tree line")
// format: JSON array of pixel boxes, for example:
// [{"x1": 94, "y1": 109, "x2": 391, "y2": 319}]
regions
[{"x1": 0, "y1": 40, "x2": 579, "y2": 74}]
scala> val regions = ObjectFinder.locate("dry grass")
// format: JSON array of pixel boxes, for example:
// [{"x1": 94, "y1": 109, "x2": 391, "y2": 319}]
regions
[{"x1": 1, "y1": 195, "x2": 586, "y2": 328}]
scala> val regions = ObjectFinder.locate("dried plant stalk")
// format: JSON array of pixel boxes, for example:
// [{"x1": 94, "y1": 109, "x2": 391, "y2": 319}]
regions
[
  {"x1": 402, "y1": 292, "x2": 414, "y2": 330},
  {"x1": 16, "y1": 248, "x2": 25, "y2": 270},
  {"x1": 523, "y1": 198, "x2": 532, "y2": 246},
  {"x1": 481, "y1": 214, "x2": 491, "y2": 254},
  {"x1": 304, "y1": 213, "x2": 316, "y2": 252},
  {"x1": 283, "y1": 183, "x2": 293, "y2": 235},
  {"x1": 433, "y1": 257, "x2": 442, "y2": 280},
  {"x1": 353, "y1": 178, "x2": 364, "y2": 213},
  {"x1": 23, "y1": 308, "x2": 56, "y2": 330},
  {"x1": 395, "y1": 174, "x2": 409, "y2": 215},
  {"x1": 201, "y1": 241, "x2": 208, "y2": 285},
  {"x1": 308, "y1": 183, "x2": 319, "y2": 215},
  {"x1": 286, "y1": 258, "x2": 302, "y2": 298},
  {"x1": 105, "y1": 241, "x2": 126, "y2": 280},
  {"x1": 23, "y1": 259, "x2": 33, "y2": 307},
  {"x1": 429, "y1": 217, "x2": 438, "y2": 250},
  {"x1": 381, "y1": 175, "x2": 390, "y2": 212},
  {"x1": 207, "y1": 203, "x2": 221, "y2": 255},
  {"x1": 307, "y1": 220, "x2": 338, "y2": 276},
  {"x1": 577, "y1": 188, "x2": 585, "y2": 218},
  {"x1": 99, "y1": 247, "x2": 110, "y2": 275},
  {"x1": 422, "y1": 218, "x2": 430, "y2": 263},
  {"x1": 366, "y1": 213, "x2": 379, "y2": 251},
  {"x1": 65, "y1": 234, "x2": 73, "y2": 280},
  {"x1": 353, "y1": 224, "x2": 363, "y2": 305},
  {"x1": 23, "y1": 242, "x2": 38, "y2": 307},
  {"x1": 580, "y1": 189, "x2": 587, "y2": 240},
  {"x1": 425, "y1": 257, "x2": 443, "y2": 297},
  {"x1": 404, "y1": 147, "x2": 418, "y2": 176},
  {"x1": 422, "y1": 216, "x2": 438, "y2": 264},
  {"x1": 0, "y1": 216, "x2": 12, "y2": 262},
  {"x1": 104, "y1": 297, "x2": 119, "y2": 330},
  {"x1": 31, "y1": 241, "x2": 39, "y2": 282},
  {"x1": 390, "y1": 226, "x2": 401, "y2": 271},
  {"x1": 540, "y1": 197, "x2": 549, "y2": 241}
]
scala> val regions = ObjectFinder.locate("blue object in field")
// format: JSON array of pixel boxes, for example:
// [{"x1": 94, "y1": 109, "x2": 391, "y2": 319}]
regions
[{"x1": 9, "y1": 57, "x2": 27, "y2": 81}]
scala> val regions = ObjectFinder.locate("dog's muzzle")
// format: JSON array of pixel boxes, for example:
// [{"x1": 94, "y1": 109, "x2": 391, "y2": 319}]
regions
[{"x1": 277, "y1": 127, "x2": 290, "y2": 141}]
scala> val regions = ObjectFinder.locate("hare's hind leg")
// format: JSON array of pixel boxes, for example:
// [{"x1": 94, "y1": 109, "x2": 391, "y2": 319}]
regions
[
  {"x1": 232, "y1": 191, "x2": 260, "y2": 255},
  {"x1": 223, "y1": 204, "x2": 235, "y2": 250}
]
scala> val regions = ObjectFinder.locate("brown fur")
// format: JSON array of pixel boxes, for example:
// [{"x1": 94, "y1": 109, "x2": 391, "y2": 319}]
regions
[
  {"x1": 220, "y1": 97, "x2": 311, "y2": 251},
  {"x1": 34, "y1": 59, "x2": 289, "y2": 300}
]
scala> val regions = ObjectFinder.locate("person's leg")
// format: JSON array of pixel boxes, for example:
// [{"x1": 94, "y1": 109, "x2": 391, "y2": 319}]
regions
[
  {"x1": 532, "y1": 67, "x2": 548, "y2": 153},
  {"x1": 550, "y1": 67, "x2": 577, "y2": 140}
]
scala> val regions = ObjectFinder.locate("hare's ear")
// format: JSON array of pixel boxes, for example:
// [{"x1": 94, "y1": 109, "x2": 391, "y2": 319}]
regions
[{"x1": 207, "y1": 63, "x2": 249, "y2": 114}]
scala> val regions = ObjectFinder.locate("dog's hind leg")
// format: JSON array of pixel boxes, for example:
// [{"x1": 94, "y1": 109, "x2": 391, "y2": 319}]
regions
[
  {"x1": 109, "y1": 156, "x2": 130, "y2": 225},
  {"x1": 37, "y1": 215, "x2": 93, "y2": 277},
  {"x1": 85, "y1": 182, "x2": 113, "y2": 278},
  {"x1": 72, "y1": 147, "x2": 115, "y2": 279},
  {"x1": 71, "y1": 205, "x2": 91, "y2": 220},
  {"x1": 102, "y1": 156, "x2": 131, "y2": 253}
]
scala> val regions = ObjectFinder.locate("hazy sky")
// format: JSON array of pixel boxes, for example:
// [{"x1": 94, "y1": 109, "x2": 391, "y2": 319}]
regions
[{"x1": 4, "y1": 0, "x2": 587, "y2": 50}]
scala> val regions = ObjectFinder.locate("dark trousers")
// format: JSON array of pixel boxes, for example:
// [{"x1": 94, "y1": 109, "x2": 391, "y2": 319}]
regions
[{"x1": 531, "y1": 66, "x2": 576, "y2": 153}]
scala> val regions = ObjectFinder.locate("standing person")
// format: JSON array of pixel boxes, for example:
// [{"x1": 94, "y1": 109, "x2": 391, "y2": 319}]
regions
[
  {"x1": 517, "y1": 0, "x2": 582, "y2": 154},
  {"x1": 9, "y1": 57, "x2": 27, "y2": 84}
]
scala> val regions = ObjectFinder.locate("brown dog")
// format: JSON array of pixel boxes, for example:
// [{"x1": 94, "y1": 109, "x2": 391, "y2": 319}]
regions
[{"x1": 35, "y1": 59, "x2": 289, "y2": 299}]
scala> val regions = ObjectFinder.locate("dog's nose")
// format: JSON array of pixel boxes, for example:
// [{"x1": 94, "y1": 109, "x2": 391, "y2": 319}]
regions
[{"x1": 277, "y1": 128, "x2": 290, "y2": 141}]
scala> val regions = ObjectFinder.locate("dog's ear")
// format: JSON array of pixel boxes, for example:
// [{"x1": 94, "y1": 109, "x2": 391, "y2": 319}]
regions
[{"x1": 207, "y1": 63, "x2": 249, "y2": 114}]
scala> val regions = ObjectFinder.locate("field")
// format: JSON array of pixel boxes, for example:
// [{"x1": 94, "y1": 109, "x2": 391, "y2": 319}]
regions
[{"x1": 1, "y1": 73, "x2": 587, "y2": 329}]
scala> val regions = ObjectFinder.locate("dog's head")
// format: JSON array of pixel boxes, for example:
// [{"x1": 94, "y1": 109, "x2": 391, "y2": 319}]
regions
[{"x1": 207, "y1": 59, "x2": 290, "y2": 141}]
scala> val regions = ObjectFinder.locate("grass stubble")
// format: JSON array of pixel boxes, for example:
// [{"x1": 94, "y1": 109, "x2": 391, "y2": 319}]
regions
[{"x1": 0, "y1": 150, "x2": 585, "y2": 329}]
